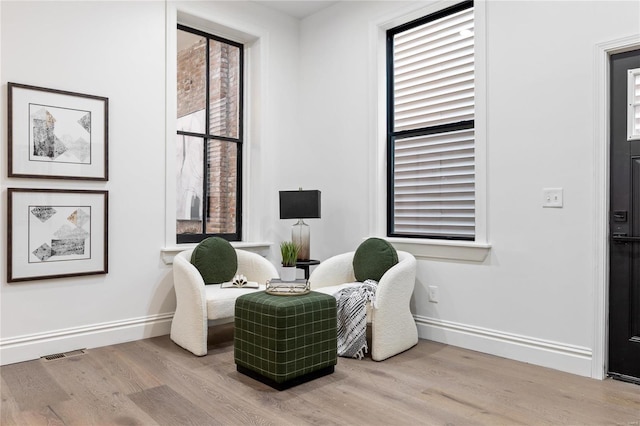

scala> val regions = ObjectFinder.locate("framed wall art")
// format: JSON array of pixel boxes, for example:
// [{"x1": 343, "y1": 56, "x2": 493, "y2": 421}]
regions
[
  {"x1": 7, "y1": 188, "x2": 109, "y2": 283},
  {"x1": 8, "y1": 82, "x2": 108, "y2": 180}
]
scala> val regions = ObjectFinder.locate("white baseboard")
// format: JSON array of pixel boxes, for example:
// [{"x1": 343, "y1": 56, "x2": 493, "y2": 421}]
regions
[
  {"x1": 415, "y1": 315, "x2": 594, "y2": 378},
  {"x1": 0, "y1": 313, "x2": 174, "y2": 366},
  {"x1": 1, "y1": 312, "x2": 594, "y2": 378}
]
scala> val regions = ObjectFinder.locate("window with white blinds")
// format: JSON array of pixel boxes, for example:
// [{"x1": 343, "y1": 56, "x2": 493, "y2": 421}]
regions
[{"x1": 387, "y1": 1, "x2": 475, "y2": 240}]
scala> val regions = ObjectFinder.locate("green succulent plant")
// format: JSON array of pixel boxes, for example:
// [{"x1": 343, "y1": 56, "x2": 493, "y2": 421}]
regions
[{"x1": 280, "y1": 241, "x2": 299, "y2": 267}]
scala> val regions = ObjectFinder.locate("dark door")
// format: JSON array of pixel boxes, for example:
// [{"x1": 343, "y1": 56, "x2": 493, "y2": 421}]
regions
[{"x1": 609, "y1": 49, "x2": 640, "y2": 384}]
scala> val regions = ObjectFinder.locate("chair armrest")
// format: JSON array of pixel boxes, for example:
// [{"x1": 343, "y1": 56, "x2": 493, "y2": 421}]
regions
[
  {"x1": 236, "y1": 249, "x2": 279, "y2": 284},
  {"x1": 171, "y1": 251, "x2": 208, "y2": 355},
  {"x1": 376, "y1": 251, "x2": 417, "y2": 306},
  {"x1": 173, "y1": 252, "x2": 207, "y2": 311},
  {"x1": 309, "y1": 252, "x2": 357, "y2": 289},
  {"x1": 370, "y1": 251, "x2": 418, "y2": 361}
]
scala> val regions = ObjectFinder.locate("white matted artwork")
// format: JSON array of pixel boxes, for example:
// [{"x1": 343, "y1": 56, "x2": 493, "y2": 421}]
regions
[
  {"x1": 8, "y1": 82, "x2": 108, "y2": 180},
  {"x1": 7, "y1": 188, "x2": 108, "y2": 282}
]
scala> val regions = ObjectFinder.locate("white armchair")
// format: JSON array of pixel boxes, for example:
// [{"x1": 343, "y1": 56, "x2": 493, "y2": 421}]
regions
[
  {"x1": 309, "y1": 250, "x2": 418, "y2": 361},
  {"x1": 171, "y1": 248, "x2": 278, "y2": 356}
]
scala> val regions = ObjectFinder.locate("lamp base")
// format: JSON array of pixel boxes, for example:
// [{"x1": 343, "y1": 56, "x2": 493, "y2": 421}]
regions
[{"x1": 292, "y1": 219, "x2": 310, "y2": 261}]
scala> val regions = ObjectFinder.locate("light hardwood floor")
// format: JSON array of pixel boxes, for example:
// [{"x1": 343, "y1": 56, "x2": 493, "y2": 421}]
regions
[{"x1": 2, "y1": 324, "x2": 639, "y2": 425}]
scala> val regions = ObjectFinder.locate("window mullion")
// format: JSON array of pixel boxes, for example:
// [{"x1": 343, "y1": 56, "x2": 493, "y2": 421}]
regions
[
  {"x1": 392, "y1": 120, "x2": 474, "y2": 139},
  {"x1": 203, "y1": 38, "x2": 211, "y2": 230}
]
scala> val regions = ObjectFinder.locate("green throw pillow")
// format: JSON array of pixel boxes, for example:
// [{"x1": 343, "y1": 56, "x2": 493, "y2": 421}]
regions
[
  {"x1": 352, "y1": 237, "x2": 398, "y2": 282},
  {"x1": 191, "y1": 237, "x2": 238, "y2": 284}
]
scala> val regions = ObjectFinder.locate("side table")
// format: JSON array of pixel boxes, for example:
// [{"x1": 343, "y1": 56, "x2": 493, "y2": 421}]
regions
[{"x1": 296, "y1": 259, "x2": 320, "y2": 280}]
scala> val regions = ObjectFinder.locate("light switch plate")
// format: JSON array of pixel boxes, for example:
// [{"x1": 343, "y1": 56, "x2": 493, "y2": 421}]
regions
[
  {"x1": 543, "y1": 188, "x2": 563, "y2": 208},
  {"x1": 428, "y1": 285, "x2": 439, "y2": 303}
]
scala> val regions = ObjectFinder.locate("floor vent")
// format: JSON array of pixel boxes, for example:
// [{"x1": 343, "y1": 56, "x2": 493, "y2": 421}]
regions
[{"x1": 41, "y1": 349, "x2": 87, "y2": 361}]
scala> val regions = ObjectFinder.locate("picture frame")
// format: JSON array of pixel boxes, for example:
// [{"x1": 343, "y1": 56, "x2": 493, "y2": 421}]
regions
[
  {"x1": 8, "y1": 82, "x2": 108, "y2": 180},
  {"x1": 7, "y1": 188, "x2": 108, "y2": 283}
]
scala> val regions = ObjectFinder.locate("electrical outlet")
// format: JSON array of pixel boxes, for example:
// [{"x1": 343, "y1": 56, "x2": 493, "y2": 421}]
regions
[
  {"x1": 428, "y1": 285, "x2": 439, "y2": 303},
  {"x1": 542, "y1": 188, "x2": 563, "y2": 208}
]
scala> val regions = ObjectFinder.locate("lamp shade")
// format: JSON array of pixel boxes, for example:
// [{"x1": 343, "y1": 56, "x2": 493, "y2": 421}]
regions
[{"x1": 279, "y1": 190, "x2": 321, "y2": 219}]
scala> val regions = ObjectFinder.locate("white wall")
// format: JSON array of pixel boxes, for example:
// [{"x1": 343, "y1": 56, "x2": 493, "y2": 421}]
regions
[
  {"x1": 0, "y1": 1, "x2": 171, "y2": 364},
  {"x1": 296, "y1": 0, "x2": 640, "y2": 378},
  {"x1": 0, "y1": 0, "x2": 300, "y2": 365},
  {"x1": 421, "y1": 0, "x2": 638, "y2": 378}
]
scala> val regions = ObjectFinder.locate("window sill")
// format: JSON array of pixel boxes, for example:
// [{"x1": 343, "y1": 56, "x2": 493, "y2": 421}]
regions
[
  {"x1": 387, "y1": 238, "x2": 491, "y2": 262},
  {"x1": 161, "y1": 241, "x2": 273, "y2": 264}
]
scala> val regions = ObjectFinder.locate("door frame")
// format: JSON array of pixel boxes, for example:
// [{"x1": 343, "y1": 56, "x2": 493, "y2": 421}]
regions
[{"x1": 593, "y1": 35, "x2": 640, "y2": 380}]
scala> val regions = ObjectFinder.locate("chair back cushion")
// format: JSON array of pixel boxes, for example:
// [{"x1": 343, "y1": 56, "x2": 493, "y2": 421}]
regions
[
  {"x1": 191, "y1": 237, "x2": 237, "y2": 284},
  {"x1": 352, "y1": 237, "x2": 398, "y2": 282}
]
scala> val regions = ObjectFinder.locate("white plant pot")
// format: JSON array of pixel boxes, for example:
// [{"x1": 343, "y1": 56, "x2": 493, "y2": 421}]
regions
[{"x1": 280, "y1": 266, "x2": 297, "y2": 282}]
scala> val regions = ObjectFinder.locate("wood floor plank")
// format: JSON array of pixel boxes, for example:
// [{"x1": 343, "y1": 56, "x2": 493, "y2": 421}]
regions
[
  {"x1": 332, "y1": 356, "x2": 520, "y2": 425},
  {"x1": 0, "y1": 359, "x2": 69, "y2": 411},
  {"x1": 1, "y1": 331, "x2": 639, "y2": 426},
  {"x1": 0, "y1": 389, "x2": 66, "y2": 426},
  {"x1": 42, "y1": 398, "x2": 157, "y2": 426},
  {"x1": 128, "y1": 385, "x2": 218, "y2": 425},
  {"x1": 422, "y1": 344, "x2": 640, "y2": 423},
  {"x1": 41, "y1": 351, "x2": 159, "y2": 425},
  {"x1": 83, "y1": 344, "x2": 164, "y2": 394},
  {"x1": 395, "y1": 344, "x2": 637, "y2": 424},
  {"x1": 1, "y1": 368, "x2": 69, "y2": 426},
  {"x1": 119, "y1": 338, "x2": 300, "y2": 425}
]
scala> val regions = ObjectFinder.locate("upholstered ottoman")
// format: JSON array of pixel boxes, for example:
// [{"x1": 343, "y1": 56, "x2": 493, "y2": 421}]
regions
[{"x1": 234, "y1": 291, "x2": 337, "y2": 390}]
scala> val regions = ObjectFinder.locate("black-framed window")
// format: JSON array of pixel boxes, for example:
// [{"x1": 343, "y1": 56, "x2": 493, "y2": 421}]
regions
[
  {"x1": 387, "y1": 1, "x2": 475, "y2": 241},
  {"x1": 176, "y1": 25, "x2": 243, "y2": 243}
]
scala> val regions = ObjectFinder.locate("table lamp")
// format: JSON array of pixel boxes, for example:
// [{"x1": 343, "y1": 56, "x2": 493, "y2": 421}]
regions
[{"x1": 279, "y1": 189, "x2": 321, "y2": 261}]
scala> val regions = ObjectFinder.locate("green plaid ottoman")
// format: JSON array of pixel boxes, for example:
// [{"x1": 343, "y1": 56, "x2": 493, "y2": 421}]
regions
[{"x1": 234, "y1": 291, "x2": 337, "y2": 390}]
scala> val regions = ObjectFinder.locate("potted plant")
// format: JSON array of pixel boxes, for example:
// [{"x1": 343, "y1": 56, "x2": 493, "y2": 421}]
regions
[{"x1": 280, "y1": 241, "x2": 299, "y2": 282}]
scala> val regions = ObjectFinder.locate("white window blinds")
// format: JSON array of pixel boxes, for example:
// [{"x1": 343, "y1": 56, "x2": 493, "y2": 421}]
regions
[
  {"x1": 393, "y1": 8, "x2": 474, "y2": 132},
  {"x1": 393, "y1": 129, "x2": 475, "y2": 237},
  {"x1": 389, "y1": 2, "x2": 475, "y2": 240}
]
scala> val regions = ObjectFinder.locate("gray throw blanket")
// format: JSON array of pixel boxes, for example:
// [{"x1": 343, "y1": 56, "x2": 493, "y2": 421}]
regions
[{"x1": 333, "y1": 280, "x2": 378, "y2": 359}]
